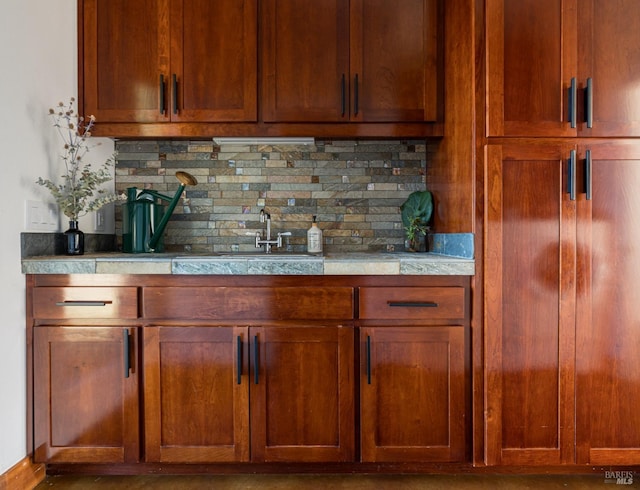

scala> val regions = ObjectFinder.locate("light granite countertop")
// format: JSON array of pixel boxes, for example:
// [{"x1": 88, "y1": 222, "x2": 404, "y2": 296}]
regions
[{"x1": 21, "y1": 252, "x2": 474, "y2": 276}]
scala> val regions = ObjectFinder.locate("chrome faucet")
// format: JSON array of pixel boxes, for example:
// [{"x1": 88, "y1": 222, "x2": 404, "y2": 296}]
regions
[{"x1": 253, "y1": 209, "x2": 291, "y2": 253}]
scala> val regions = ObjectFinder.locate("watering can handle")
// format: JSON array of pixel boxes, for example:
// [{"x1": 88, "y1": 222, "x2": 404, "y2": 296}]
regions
[{"x1": 147, "y1": 171, "x2": 198, "y2": 251}]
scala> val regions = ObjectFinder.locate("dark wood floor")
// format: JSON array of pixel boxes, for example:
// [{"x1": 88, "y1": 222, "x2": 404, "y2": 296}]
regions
[{"x1": 34, "y1": 473, "x2": 630, "y2": 489}]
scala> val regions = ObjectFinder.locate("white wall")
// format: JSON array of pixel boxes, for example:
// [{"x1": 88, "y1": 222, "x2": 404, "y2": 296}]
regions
[{"x1": 0, "y1": 0, "x2": 114, "y2": 473}]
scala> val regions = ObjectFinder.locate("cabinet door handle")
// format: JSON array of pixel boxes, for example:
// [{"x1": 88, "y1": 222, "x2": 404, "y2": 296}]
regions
[
  {"x1": 253, "y1": 335, "x2": 259, "y2": 385},
  {"x1": 159, "y1": 74, "x2": 165, "y2": 115},
  {"x1": 341, "y1": 74, "x2": 346, "y2": 117},
  {"x1": 569, "y1": 77, "x2": 577, "y2": 128},
  {"x1": 172, "y1": 74, "x2": 178, "y2": 114},
  {"x1": 366, "y1": 335, "x2": 371, "y2": 385},
  {"x1": 123, "y1": 329, "x2": 131, "y2": 379},
  {"x1": 236, "y1": 335, "x2": 242, "y2": 385},
  {"x1": 568, "y1": 149, "x2": 576, "y2": 201},
  {"x1": 55, "y1": 301, "x2": 110, "y2": 307},
  {"x1": 388, "y1": 301, "x2": 438, "y2": 308},
  {"x1": 585, "y1": 149, "x2": 592, "y2": 200},
  {"x1": 585, "y1": 77, "x2": 593, "y2": 128},
  {"x1": 354, "y1": 74, "x2": 359, "y2": 116}
]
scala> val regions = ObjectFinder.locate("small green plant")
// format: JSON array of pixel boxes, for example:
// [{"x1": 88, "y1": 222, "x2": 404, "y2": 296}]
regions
[
  {"x1": 400, "y1": 190, "x2": 433, "y2": 250},
  {"x1": 36, "y1": 97, "x2": 122, "y2": 221}
]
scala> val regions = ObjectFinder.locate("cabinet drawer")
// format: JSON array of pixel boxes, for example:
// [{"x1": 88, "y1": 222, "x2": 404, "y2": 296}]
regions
[
  {"x1": 142, "y1": 287, "x2": 354, "y2": 320},
  {"x1": 359, "y1": 287, "x2": 465, "y2": 320},
  {"x1": 33, "y1": 287, "x2": 138, "y2": 319}
]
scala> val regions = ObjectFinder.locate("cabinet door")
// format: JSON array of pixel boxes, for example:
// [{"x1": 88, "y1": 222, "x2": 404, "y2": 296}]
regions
[
  {"x1": 575, "y1": 142, "x2": 640, "y2": 464},
  {"x1": 484, "y1": 144, "x2": 577, "y2": 465},
  {"x1": 81, "y1": 0, "x2": 170, "y2": 123},
  {"x1": 33, "y1": 326, "x2": 139, "y2": 463},
  {"x1": 360, "y1": 326, "x2": 465, "y2": 462},
  {"x1": 169, "y1": 0, "x2": 257, "y2": 122},
  {"x1": 486, "y1": 0, "x2": 578, "y2": 136},
  {"x1": 261, "y1": 0, "x2": 349, "y2": 122},
  {"x1": 250, "y1": 326, "x2": 355, "y2": 462},
  {"x1": 578, "y1": 1, "x2": 640, "y2": 136},
  {"x1": 143, "y1": 326, "x2": 250, "y2": 463},
  {"x1": 350, "y1": 0, "x2": 440, "y2": 122}
]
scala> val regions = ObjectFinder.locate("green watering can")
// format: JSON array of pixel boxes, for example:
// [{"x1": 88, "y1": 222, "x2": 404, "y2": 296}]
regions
[{"x1": 122, "y1": 171, "x2": 198, "y2": 253}]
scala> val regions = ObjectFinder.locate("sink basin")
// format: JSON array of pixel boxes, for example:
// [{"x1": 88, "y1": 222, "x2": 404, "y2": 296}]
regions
[{"x1": 176, "y1": 252, "x2": 322, "y2": 259}]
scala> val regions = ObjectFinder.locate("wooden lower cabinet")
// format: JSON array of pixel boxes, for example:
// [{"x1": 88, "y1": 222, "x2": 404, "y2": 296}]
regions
[
  {"x1": 143, "y1": 324, "x2": 355, "y2": 463},
  {"x1": 250, "y1": 325, "x2": 355, "y2": 462},
  {"x1": 143, "y1": 326, "x2": 250, "y2": 463},
  {"x1": 29, "y1": 275, "x2": 470, "y2": 469},
  {"x1": 33, "y1": 326, "x2": 140, "y2": 463},
  {"x1": 360, "y1": 326, "x2": 465, "y2": 462}
]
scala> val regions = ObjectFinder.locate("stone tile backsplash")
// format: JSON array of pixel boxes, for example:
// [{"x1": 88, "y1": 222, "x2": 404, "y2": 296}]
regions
[{"x1": 114, "y1": 139, "x2": 429, "y2": 253}]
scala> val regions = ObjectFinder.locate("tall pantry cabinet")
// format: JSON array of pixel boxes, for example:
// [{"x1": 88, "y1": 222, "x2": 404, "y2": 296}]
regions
[{"x1": 484, "y1": 0, "x2": 640, "y2": 465}]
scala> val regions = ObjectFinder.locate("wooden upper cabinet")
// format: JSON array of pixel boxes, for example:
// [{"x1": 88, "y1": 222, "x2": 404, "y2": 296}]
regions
[
  {"x1": 81, "y1": 0, "x2": 169, "y2": 123},
  {"x1": 486, "y1": 0, "x2": 577, "y2": 137},
  {"x1": 261, "y1": 0, "x2": 441, "y2": 123},
  {"x1": 486, "y1": 0, "x2": 640, "y2": 137},
  {"x1": 80, "y1": 0, "x2": 257, "y2": 124},
  {"x1": 261, "y1": 0, "x2": 349, "y2": 122},
  {"x1": 169, "y1": 0, "x2": 257, "y2": 122},
  {"x1": 350, "y1": 0, "x2": 440, "y2": 122},
  {"x1": 577, "y1": 1, "x2": 640, "y2": 137}
]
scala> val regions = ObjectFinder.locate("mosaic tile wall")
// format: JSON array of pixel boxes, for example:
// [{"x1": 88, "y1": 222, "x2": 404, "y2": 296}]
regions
[{"x1": 114, "y1": 139, "x2": 429, "y2": 253}]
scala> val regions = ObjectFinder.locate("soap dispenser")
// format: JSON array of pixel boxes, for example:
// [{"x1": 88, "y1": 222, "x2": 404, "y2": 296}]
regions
[{"x1": 307, "y1": 215, "x2": 323, "y2": 254}]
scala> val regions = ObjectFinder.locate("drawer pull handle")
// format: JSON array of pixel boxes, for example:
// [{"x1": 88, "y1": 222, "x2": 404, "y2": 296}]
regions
[
  {"x1": 388, "y1": 301, "x2": 438, "y2": 308},
  {"x1": 55, "y1": 301, "x2": 111, "y2": 307}
]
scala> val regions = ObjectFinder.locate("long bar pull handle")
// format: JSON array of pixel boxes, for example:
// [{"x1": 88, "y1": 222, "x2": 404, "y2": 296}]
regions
[
  {"x1": 341, "y1": 74, "x2": 346, "y2": 117},
  {"x1": 253, "y1": 335, "x2": 259, "y2": 385},
  {"x1": 585, "y1": 149, "x2": 592, "y2": 200},
  {"x1": 55, "y1": 301, "x2": 109, "y2": 307},
  {"x1": 388, "y1": 301, "x2": 438, "y2": 308},
  {"x1": 354, "y1": 74, "x2": 359, "y2": 116},
  {"x1": 569, "y1": 149, "x2": 576, "y2": 201},
  {"x1": 569, "y1": 77, "x2": 577, "y2": 128},
  {"x1": 172, "y1": 74, "x2": 178, "y2": 114},
  {"x1": 585, "y1": 77, "x2": 593, "y2": 129},
  {"x1": 123, "y1": 329, "x2": 130, "y2": 379},
  {"x1": 236, "y1": 335, "x2": 242, "y2": 385},
  {"x1": 159, "y1": 74, "x2": 165, "y2": 115},
  {"x1": 366, "y1": 335, "x2": 372, "y2": 385}
]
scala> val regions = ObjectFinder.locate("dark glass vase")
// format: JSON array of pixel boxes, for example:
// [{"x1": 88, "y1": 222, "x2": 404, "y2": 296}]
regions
[{"x1": 64, "y1": 220, "x2": 85, "y2": 255}]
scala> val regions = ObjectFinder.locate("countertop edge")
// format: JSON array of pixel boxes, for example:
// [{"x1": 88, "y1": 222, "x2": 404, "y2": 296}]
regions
[{"x1": 21, "y1": 253, "x2": 475, "y2": 276}]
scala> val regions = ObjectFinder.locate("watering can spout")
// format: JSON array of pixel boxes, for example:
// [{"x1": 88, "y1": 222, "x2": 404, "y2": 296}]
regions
[{"x1": 122, "y1": 171, "x2": 198, "y2": 253}]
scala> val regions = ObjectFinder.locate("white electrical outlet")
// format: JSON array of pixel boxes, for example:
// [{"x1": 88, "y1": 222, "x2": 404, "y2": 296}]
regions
[
  {"x1": 94, "y1": 208, "x2": 106, "y2": 232},
  {"x1": 25, "y1": 200, "x2": 58, "y2": 231}
]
